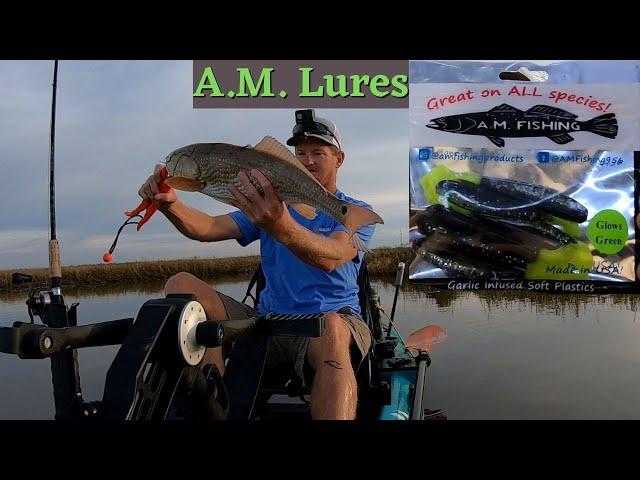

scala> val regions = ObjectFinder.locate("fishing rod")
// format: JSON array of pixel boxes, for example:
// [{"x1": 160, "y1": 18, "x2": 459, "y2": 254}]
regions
[
  {"x1": 49, "y1": 60, "x2": 61, "y2": 289},
  {"x1": 41, "y1": 60, "x2": 86, "y2": 420},
  {"x1": 10, "y1": 61, "x2": 86, "y2": 419}
]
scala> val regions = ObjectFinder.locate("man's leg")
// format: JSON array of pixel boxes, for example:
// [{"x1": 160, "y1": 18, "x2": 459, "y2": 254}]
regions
[
  {"x1": 164, "y1": 272, "x2": 231, "y2": 375},
  {"x1": 306, "y1": 312, "x2": 358, "y2": 420}
]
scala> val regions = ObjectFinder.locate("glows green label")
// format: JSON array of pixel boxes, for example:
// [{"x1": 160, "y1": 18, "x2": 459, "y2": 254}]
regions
[{"x1": 587, "y1": 210, "x2": 628, "y2": 254}]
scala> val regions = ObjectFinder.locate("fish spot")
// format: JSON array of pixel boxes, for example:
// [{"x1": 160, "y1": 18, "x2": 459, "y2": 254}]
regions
[{"x1": 341, "y1": 206, "x2": 348, "y2": 215}]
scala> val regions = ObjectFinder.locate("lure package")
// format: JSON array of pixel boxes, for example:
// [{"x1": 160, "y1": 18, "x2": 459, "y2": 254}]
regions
[{"x1": 408, "y1": 61, "x2": 640, "y2": 292}]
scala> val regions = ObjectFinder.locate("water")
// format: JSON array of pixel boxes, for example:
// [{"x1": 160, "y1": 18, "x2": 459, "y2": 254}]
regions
[{"x1": 1, "y1": 280, "x2": 639, "y2": 419}]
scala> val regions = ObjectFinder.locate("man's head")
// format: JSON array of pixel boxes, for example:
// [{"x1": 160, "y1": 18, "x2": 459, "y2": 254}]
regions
[{"x1": 287, "y1": 109, "x2": 345, "y2": 193}]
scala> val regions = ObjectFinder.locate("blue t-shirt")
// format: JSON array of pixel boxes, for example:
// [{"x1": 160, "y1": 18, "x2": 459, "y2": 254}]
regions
[{"x1": 228, "y1": 190, "x2": 375, "y2": 315}]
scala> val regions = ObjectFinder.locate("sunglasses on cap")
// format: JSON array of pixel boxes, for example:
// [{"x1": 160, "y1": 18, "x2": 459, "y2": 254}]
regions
[{"x1": 290, "y1": 109, "x2": 342, "y2": 151}]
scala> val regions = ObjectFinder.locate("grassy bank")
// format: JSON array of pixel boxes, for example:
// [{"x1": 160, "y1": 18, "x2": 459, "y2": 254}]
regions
[{"x1": 1, "y1": 247, "x2": 415, "y2": 290}]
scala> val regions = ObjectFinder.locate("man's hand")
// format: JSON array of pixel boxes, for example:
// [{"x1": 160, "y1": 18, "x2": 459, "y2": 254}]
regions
[
  {"x1": 227, "y1": 169, "x2": 359, "y2": 272},
  {"x1": 228, "y1": 169, "x2": 293, "y2": 238},
  {"x1": 139, "y1": 163, "x2": 178, "y2": 209}
]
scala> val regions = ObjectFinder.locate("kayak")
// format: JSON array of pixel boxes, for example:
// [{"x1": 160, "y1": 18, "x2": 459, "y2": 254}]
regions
[{"x1": 0, "y1": 263, "x2": 443, "y2": 421}]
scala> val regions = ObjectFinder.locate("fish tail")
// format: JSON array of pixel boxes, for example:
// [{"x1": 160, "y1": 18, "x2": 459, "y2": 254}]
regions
[
  {"x1": 583, "y1": 113, "x2": 618, "y2": 139},
  {"x1": 340, "y1": 203, "x2": 382, "y2": 252},
  {"x1": 344, "y1": 203, "x2": 384, "y2": 233}
]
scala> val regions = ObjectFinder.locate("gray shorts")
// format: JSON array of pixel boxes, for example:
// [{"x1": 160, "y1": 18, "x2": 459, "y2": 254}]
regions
[{"x1": 217, "y1": 292, "x2": 372, "y2": 389}]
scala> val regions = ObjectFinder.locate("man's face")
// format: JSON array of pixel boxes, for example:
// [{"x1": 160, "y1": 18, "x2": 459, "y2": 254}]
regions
[{"x1": 294, "y1": 139, "x2": 343, "y2": 189}]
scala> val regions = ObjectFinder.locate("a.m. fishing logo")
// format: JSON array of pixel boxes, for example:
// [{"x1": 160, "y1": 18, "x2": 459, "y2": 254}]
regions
[{"x1": 426, "y1": 104, "x2": 618, "y2": 147}]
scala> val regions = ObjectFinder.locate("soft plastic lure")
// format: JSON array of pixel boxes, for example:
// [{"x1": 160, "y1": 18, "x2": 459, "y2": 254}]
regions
[
  {"x1": 124, "y1": 166, "x2": 172, "y2": 230},
  {"x1": 103, "y1": 166, "x2": 172, "y2": 263},
  {"x1": 415, "y1": 180, "x2": 594, "y2": 280}
]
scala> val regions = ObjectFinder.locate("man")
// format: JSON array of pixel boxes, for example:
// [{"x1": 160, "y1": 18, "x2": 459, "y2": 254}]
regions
[{"x1": 138, "y1": 110, "x2": 376, "y2": 420}]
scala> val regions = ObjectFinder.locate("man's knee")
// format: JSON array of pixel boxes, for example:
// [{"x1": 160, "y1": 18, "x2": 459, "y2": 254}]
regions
[
  {"x1": 323, "y1": 313, "x2": 352, "y2": 345},
  {"x1": 308, "y1": 313, "x2": 352, "y2": 368},
  {"x1": 165, "y1": 271, "x2": 198, "y2": 294}
]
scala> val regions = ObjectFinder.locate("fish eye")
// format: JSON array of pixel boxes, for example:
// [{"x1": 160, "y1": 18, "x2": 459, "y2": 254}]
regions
[{"x1": 341, "y1": 206, "x2": 348, "y2": 215}]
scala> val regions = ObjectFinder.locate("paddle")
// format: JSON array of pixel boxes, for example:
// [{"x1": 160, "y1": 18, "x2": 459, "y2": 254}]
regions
[
  {"x1": 405, "y1": 324, "x2": 448, "y2": 420},
  {"x1": 405, "y1": 324, "x2": 448, "y2": 355}
]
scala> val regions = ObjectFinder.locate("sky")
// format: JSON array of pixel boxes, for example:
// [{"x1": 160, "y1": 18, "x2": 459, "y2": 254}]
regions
[{"x1": 0, "y1": 61, "x2": 409, "y2": 269}]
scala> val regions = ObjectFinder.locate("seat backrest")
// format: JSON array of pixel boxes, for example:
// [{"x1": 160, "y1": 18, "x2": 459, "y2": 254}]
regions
[
  {"x1": 241, "y1": 264, "x2": 266, "y2": 310},
  {"x1": 356, "y1": 258, "x2": 383, "y2": 342}
]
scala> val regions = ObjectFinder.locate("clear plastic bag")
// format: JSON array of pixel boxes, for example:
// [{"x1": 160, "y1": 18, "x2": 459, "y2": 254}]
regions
[{"x1": 408, "y1": 61, "x2": 639, "y2": 293}]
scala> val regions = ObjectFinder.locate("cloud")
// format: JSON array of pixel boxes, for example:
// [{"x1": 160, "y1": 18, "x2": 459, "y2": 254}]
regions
[{"x1": 0, "y1": 229, "x2": 49, "y2": 255}]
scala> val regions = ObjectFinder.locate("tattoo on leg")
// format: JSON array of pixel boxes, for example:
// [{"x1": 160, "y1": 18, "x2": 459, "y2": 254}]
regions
[{"x1": 324, "y1": 360, "x2": 343, "y2": 370}]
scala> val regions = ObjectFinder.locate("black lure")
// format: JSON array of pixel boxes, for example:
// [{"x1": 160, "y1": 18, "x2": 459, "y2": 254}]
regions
[{"x1": 436, "y1": 178, "x2": 588, "y2": 223}]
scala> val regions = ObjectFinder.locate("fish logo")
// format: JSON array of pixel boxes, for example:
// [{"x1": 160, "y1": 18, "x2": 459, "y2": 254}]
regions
[{"x1": 426, "y1": 104, "x2": 618, "y2": 147}]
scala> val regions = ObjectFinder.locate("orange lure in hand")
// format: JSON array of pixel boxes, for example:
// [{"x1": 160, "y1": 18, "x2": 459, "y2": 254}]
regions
[
  {"x1": 124, "y1": 166, "x2": 172, "y2": 230},
  {"x1": 103, "y1": 166, "x2": 173, "y2": 263}
]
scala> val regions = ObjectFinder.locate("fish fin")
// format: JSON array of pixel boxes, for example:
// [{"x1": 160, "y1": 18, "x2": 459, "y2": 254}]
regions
[
  {"x1": 254, "y1": 136, "x2": 327, "y2": 190},
  {"x1": 164, "y1": 176, "x2": 203, "y2": 191},
  {"x1": 289, "y1": 203, "x2": 317, "y2": 220},
  {"x1": 350, "y1": 233, "x2": 372, "y2": 253},
  {"x1": 486, "y1": 136, "x2": 505, "y2": 147},
  {"x1": 548, "y1": 133, "x2": 574, "y2": 144},
  {"x1": 489, "y1": 104, "x2": 522, "y2": 113},
  {"x1": 526, "y1": 105, "x2": 577, "y2": 119}
]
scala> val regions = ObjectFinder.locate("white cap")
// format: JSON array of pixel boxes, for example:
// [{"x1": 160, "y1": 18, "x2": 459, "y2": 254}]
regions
[{"x1": 286, "y1": 110, "x2": 342, "y2": 151}]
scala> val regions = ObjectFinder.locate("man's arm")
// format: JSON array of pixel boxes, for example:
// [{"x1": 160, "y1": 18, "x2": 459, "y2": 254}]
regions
[
  {"x1": 270, "y1": 215, "x2": 357, "y2": 272},
  {"x1": 160, "y1": 200, "x2": 241, "y2": 242},
  {"x1": 227, "y1": 170, "x2": 363, "y2": 272}
]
